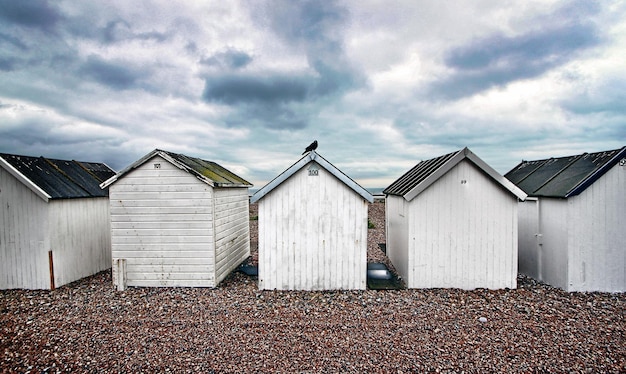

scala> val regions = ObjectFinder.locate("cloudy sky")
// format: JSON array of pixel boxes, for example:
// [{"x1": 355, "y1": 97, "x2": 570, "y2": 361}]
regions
[{"x1": 1, "y1": 0, "x2": 624, "y2": 188}]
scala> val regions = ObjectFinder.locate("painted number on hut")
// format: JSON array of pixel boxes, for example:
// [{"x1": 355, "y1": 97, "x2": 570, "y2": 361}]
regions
[{"x1": 308, "y1": 165, "x2": 319, "y2": 176}]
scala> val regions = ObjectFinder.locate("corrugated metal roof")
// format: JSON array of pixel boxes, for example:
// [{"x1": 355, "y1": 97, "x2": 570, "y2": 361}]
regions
[
  {"x1": 0, "y1": 153, "x2": 116, "y2": 200},
  {"x1": 383, "y1": 149, "x2": 459, "y2": 196},
  {"x1": 100, "y1": 149, "x2": 252, "y2": 189},
  {"x1": 384, "y1": 147, "x2": 526, "y2": 201},
  {"x1": 250, "y1": 150, "x2": 373, "y2": 203},
  {"x1": 504, "y1": 146, "x2": 626, "y2": 198}
]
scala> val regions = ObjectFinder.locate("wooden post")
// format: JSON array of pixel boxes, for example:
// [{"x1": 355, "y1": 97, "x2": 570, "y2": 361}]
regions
[
  {"x1": 116, "y1": 259, "x2": 127, "y2": 291},
  {"x1": 48, "y1": 250, "x2": 55, "y2": 290}
]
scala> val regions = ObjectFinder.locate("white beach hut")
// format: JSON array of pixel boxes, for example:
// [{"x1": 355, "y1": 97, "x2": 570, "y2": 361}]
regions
[
  {"x1": 0, "y1": 153, "x2": 115, "y2": 290},
  {"x1": 100, "y1": 149, "x2": 252, "y2": 290},
  {"x1": 384, "y1": 147, "x2": 527, "y2": 290},
  {"x1": 505, "y1": 146, "x2": 625, "y2": 292},
  {"x1": 250, "y1": 150, "x2": 373, "y2": 290}
]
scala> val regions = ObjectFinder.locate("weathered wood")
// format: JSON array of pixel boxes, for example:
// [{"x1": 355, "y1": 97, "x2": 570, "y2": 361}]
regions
[
  {"x1": 1, "y1": 166, "x2": 111, "y2": 290},
  {"x1": 518, "y1": 163, "x2": 625, "y2": 292},
  {"x1": 387, "y1": 159, "x2": 519, "y2": 290},
  {"x1": 109, "y1": 155, "x2": 250, "y2": 288},
  {"x1": 258, "y1": 162, "x2": 368, "y2": 291},
  {"x1": 48, "y1": 251, "x2": 55, "y2": 290}
]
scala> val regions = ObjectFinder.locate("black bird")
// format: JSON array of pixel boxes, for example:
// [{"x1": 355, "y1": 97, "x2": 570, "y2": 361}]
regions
[{"x1": 302, "y1": 140, "x2": 318, "y2": 155}]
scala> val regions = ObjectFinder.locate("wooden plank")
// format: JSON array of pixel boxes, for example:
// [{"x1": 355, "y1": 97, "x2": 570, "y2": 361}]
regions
[{"x1": 111, "y1": 214, "x2": 213, "y2": 222}]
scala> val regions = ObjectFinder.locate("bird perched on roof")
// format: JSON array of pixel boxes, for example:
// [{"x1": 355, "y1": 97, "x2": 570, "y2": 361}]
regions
[{"x1": 302, "y1": 140, "x2": 318, "y2": 155}]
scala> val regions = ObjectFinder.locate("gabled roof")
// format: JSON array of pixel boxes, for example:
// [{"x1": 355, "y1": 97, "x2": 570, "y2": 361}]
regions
[
  {"x1": 0, "y1": 153, "x2": 116, "y2": 202},
  {"x1": 250, "y1": 150, "x2": 374, "y2": 204},
  {"x1": 100, "y1": 149, "x2": 252, "y2": 189},
  {"x1": 384, "y1": 147, "x2": 527, "y2": 201},
  {"x1": 504, "y1": 146, "x2": 626, "y2": 198}
]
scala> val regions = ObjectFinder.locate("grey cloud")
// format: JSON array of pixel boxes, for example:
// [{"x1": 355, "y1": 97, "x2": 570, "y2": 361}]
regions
[
  {"x1": 200, "y1": 49, "x2": 253, "y2": 70},
  {"x1": 202, "y1": 74, "x2": 309, "y2": 104},
  {"x1": 101, "y1": 20, "x2": 168, "y2": 44},
  {"x1": 259, "y1": 0, "x2": 364, "y2": 97},
  {"x1": 226, "y1": 103, "x2": 308, "y2": 130},
  {"x1": 0, "y1": 32, "x2": 28, "y2": 50},
  {"x1": 430, "y1": 8, "x2": 602, "y2": 100},
  {"x1": 202, "y1": 74, "x2": 311, "y2": 130},
  {"x1": 0, "y1": 0, "x2": 62, "y2": 33},
  {"x1": 0, "y1": 57, "x2": 18, "y2": 71},
  {"x1": 560, "y1": 78, "x2": 626, "y2": 116},
  {"x1": 79, "y1": 55, "x2": 144, "y2": 90},
  {"x1": 203, "y1": 1, "x2": 365, "y2": 131}
]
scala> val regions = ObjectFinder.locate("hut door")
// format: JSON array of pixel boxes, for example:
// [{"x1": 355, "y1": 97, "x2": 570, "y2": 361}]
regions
[{"x1": 518, "y1": 198, "x2": 542, "y2": 280}]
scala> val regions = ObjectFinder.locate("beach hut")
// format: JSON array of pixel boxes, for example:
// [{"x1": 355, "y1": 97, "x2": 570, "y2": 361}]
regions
[
  {"x1": 384, "y1": 147, "x2": 527, "y2": 290},
  {"x1": 0, "y1": 153, "x2": 115, "y2": 290},
  {"x1": 505, "y1": 146, "x2": 625, "y2": 292},
  {"x1": 100, "y1": 149, "x2": 252, "y2": 290},
  {"x1": 251, "y1": 150, "x2": 373, "y2": 290}
]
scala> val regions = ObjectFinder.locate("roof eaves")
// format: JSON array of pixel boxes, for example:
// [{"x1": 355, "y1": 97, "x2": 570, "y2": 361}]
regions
[
  {"x1": 157, "y1": 150, "x2": 216, "y2": 188},
  {"x1": 100, "y1": 149, "x2": 164, "y2": 189},
  {"x1": 250, "y1": 152, "x2": 314, "y2": 203},
  {"x1": 403, "y1": 148, "x2": 465, "y2": 201},
  {"x1": 312, "y1": 152, "x2": 373, "y2": 203},
  {"x1": 0, "y1": 155, "x2": 51, "y2": 202},
  {"x1": 250, "y1": 151, "x2": 374, "y2": 204},
  {"x1": 465, "y1": 149, "x2": 527, "y2": 201}
]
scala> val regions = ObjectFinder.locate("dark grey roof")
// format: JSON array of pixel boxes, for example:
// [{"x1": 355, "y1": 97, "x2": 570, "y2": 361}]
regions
[
  {"x1": 0, "y1": 153, "x2": 116, "y2": 201},
  {"x1": 384, "y1": 149, "x2": 458, "y2": 196},
  {"x1": 101, "y1": 149, "x2": 252, "y2": 189},
  {"x1": 384, "y1": 147, "x2": 526, "y2": 201},
  {"x1": 250, "y1": 150, "x2": 373, "y2": 203},
  {"x1": 505, "y1": 146, "x2": 626, "y2": 198}
]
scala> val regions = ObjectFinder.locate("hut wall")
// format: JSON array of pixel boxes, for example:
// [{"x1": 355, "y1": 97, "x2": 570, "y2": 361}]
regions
[
  {"x1": 48, "y1": 197, "x2": 112, "y2": 288},
  {"x1": 0, "y1": 166, "x2": 50, "y2": 289},
  {"x1": 385, "y1": 195, "x2": 409, "y2": 282},
  {"x1": 258, "y1": 162, "x2": 368, "y2": 290},
  {"x1": 109, "y1": 155, "x2": 216, "y2": 288},
  {"x1": 406, "y1": 160, "x2": 518, "y2": 289},
  {"x1": 567, "y1": 164, "x2": 625, "y2": 292},
  {"x1": 213, "y1": 187, "x2": 250, "y2": 285}
]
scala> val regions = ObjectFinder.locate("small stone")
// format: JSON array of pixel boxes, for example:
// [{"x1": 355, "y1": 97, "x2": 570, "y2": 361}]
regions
[{"x1": 478, "y1": 317, "x2": 488, "y2": 323}]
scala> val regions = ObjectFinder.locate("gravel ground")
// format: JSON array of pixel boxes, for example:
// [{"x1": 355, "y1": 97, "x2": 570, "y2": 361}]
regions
[{"x1": 1, "y1": 202, "x2": 624, "y2": 373}]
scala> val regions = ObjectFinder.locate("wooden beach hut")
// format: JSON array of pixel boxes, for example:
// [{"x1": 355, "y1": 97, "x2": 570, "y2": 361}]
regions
[
  {"x1": 0, "y1": 153, "x2": 115, "y2": 290},
  {"x1": 505, "y1": 146, "x2": 625, "y2": 292},
  {"x1": 250, "y1": 150, "x2": 373, "y2": 290},
  {"x1": 384, "y1": 147, "x2": 527, "y2": 290},
  {"x1": 100, "y1": 149, "x2": 252, "y2": 290}
]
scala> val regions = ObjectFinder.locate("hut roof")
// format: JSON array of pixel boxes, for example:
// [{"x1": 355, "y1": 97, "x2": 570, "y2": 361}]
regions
[
  {"x1": 100, "y1": 149, "x2": 252, "y2": 189},
  {"x1": 250, "y1": 150, "x2": 373, "y2": 203},
  {"x1": 0, "y1": 152, "x2": 116, "y2": 201},
  {"x1": 384, "y1": 147, "x2": 526, "y2": 201},
  {"x1": 505, "y1": 146, "x2": 626, "y2": 198}
]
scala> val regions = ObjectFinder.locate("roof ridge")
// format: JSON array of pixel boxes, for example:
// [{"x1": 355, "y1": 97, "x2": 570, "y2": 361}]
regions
[{"x1": 565, "y1": 146, "x2": 626, "y2": 197}]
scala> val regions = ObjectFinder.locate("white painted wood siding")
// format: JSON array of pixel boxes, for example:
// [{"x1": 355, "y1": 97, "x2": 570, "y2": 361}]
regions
[
  {"x1": 48, "y1": 198, "x2": 111, "y2": 288},
  {"x1": 0, "y1": 166, "x2": 50, "y2": 289},
  {"x1": 258, "y1": 162, "x2": 368, "y2": 290},
  {"x1": 109, "y1": 156, "x2": 215, "y2": 287},
  {"x1": 567, "y1": 164, "x2": 625, "y2": 292},
  {"x1": 385, "y1": 195, "x2": 409, "y2": 281},
  {"x1": 407, "y1": 160, "x2": 518, "y2": 290},
  {"x1": 213, "y1": 187, "x2": 250, "y2": 284}
]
